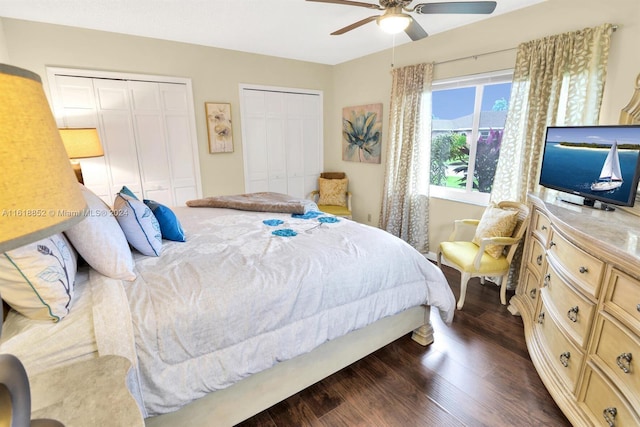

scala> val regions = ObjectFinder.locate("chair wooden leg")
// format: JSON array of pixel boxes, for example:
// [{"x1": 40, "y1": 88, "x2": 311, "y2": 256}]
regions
[
  {"x1": 499, "y1": 274, "x2": 508, "y2": 305},
  {"x1": 457, "y1": 272, "x2": 471, "y2": 310}
]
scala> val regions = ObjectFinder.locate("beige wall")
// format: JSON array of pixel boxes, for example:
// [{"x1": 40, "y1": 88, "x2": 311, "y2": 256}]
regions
[
  {"x1": 331, "y1": 0, "x2": 640, "y2": 252},
  {"x1": 0, "y1": 19, "x2": 9, "y2": 62},
  {"x1": 2, "y1": 0, "x2": 639, "y2": 254},
  {"x1": 1, "y1": 18, "x2": 333, "y2": 198}
]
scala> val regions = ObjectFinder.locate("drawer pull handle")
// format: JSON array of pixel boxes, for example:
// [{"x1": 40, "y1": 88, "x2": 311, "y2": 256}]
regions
[
  {"x1": 536, "y1": 254, "x2": 543, "y2": 266},
  {"x1": 559, "y1": 351, "x2": 570, "y2": 367},
  {"x1": 637, "y1": 304, "x2": 640, "y2": 313},
  {"x1": 529, "y1": 288, "x2": 537, "y2": 299},
  {"x1": 541, "y1": 225, "x2": 548, "y2": 231},
  {"x1": 616, "y1": 353, "x2": 632, "y2": 374},
  {"x1": 549, "y1": 241, "x2": 556, "y2": 247},
  {"x1": 579, "y1": 266, "x2": 588, "y2": 274},
  {"x1": 537, "y1": 312, "x2": 545, "y2": 324},
  {"x1": 543, "y1": 274, "x2": 551, "y2": 287},
  {"x1": 567, "y1": 306, "x2": 579, "y2": 322},
  {"x1": 603, "y1": 407, "x2": 617, "y2": 427}
]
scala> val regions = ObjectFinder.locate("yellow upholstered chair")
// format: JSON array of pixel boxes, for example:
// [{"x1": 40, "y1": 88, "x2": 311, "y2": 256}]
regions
[
  {"x1": 309, "y1": 172, "x2": 352, "y2": 219},
  {"x1": 437, "y1": 201, "x2": 530, "y2": 310}
]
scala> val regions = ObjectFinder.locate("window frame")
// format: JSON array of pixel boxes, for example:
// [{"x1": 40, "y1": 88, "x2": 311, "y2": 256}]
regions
[{"x1": 429, "y1": 69, "x2": 514, "y2": 206}]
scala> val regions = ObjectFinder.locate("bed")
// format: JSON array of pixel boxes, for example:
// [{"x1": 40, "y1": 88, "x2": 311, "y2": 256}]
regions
[{"x1": 0, "y1": 188, "x2": 455, "y2": 426}]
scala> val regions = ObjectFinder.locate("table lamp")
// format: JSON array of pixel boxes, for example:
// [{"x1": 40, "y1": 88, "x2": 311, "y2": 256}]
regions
[
  {"x1": 58, "y1": 128, "x2": 104, "y2": 184},
  {"x1": 1, "y1": 63, "x2": 88, "y2": 426}
]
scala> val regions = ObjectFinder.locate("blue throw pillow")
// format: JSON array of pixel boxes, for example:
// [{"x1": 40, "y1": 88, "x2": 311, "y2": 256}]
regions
[
  {"x1": 114, "y1": 193, "x2": 162, "y2": 256},
  {"x1": 144, "y1": 200, "x2": 186, "y2": 242},
  {"x1": 119, "y1": 185, "x2": 138, "y2": 200}
]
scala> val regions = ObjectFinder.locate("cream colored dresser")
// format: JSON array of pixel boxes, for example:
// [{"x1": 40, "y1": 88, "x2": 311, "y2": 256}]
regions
[{"x1": 510, "y1": 190, "x2": 640, "y2": 426}]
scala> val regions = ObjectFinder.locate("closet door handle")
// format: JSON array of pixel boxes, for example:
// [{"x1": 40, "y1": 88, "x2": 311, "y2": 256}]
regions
[
  {"x1": 567, "y1": 306, "x2": 579, "y2": 323},
  {"x1": 603, "y1": 407, "x2": 617, "y2": 427},
  {"x1": 559, "y1": 351, "x2": 570, "y2": 367},
  {"x1": 616, "y1": 353, "x2": 632, "y2": 374}
]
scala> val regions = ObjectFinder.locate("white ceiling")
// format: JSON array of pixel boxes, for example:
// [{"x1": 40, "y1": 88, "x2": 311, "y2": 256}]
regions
[{"x1": 0, "y1": 0, "x2": 544, "y2": 65}]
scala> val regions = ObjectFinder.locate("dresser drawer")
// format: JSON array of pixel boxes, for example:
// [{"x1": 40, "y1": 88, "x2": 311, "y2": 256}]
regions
[
  {"x1": 520, "y1": 269, "x2": 541, "y2": 315},
  {"x1": 604, "y1": 268, "x2": 640, "y2": 335},
  {"x1": 581, "y1": 365, "x2": 640, "y2": 427},
  {"x1": 526, "y1": 236, "x2": 546, "y2": 278},
  {"x1": 531, "y1": 209, "x2": 551, "y2": 244},
  {"x1": 543, "y1": 260, "x2": 596, "y2": 348},
  {"x1": 591, "y1": 314, "x2": 640, "y2": 409},
  {"x1": 549, "y1": 230, "x2": 604, "y2": 298},
  {"x1": 537, "y1": 298, "x2": 585, "y2": 393}
]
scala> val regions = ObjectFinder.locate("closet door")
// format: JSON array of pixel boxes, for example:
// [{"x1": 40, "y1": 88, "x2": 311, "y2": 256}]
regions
[
  {"x1": 93, "y1": 79, "x2": 143, "y2": 200},
  {"x1": 48, "y1": 68, "x2": 202, "y2": 207},
  {"x1": 50, "y1": 75, "x2": 112, "y2": 202},
  {"x1": 241, "y1": 86, "x2": 323, "y2": 199},
  {"x1": 159, "y1": 83, "x2": 200, "y2": 205},
  {"x1": 129, "y1": 81, "x2": 172, "y2": 205}
]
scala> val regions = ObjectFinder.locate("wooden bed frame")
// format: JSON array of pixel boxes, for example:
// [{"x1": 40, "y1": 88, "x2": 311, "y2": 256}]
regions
[{"x1": 145, "y1": 305, "x2": 434, "y2": 426}]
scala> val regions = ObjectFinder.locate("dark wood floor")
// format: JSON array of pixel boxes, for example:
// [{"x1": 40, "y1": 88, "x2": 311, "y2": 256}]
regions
[{"x1": 237, "y1": 265, "x2": 572, "y2": 427}]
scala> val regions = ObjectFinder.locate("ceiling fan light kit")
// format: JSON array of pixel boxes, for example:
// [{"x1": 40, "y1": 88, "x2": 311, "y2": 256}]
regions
[
  {"x1": 377, "y1": 13, "x2": 412, "y2": 34},
  {"x1": 307, "y1": 0, "x2": 498, "y2": 41}
]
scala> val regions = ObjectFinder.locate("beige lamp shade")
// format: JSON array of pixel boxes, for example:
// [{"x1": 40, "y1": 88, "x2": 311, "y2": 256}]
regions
[
  {"x1": 59, "y1": 128, "x2": 104, "y2": 159},
  {"x1": 0, "y1": 64, "x2": 87, "y2": 253}
]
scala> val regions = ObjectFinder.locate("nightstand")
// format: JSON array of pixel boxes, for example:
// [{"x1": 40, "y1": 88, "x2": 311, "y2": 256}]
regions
[{"x1": 29, "y1": 355, "x2": 144, "y2": 427}]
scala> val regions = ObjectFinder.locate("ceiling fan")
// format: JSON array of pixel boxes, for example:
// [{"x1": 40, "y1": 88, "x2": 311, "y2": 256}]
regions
[{"x1": 307, "y1": 0, "x2": 497, "y2": 41}]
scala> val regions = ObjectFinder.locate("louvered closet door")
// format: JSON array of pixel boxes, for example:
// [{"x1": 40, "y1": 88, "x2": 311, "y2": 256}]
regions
[{"x1": 241, "y1": 87, "x2": 323, "y2": 199}]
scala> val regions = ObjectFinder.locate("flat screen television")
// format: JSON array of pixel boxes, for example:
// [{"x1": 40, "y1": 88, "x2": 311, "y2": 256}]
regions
[{"x1": 539, "y1": 125, "x2": 640, "y2": 210}]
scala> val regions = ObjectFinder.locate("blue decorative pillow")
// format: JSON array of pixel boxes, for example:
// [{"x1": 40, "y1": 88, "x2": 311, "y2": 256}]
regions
[
  {"x1": 119, "y1": 185, "x2": 138, "y2": 200},
  {"x1": 114, "y1": 193, "x2": 162, "y2": 256},
  {"x1": 143, "y1": 200, "x2": 186, "y2": 242}
]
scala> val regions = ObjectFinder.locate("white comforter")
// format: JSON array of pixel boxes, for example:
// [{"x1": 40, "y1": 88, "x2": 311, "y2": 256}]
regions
[
  {"x1": 127, "y1": 207, "x2": 454, "y2": 416},
  {"x1": 0, "y1": 207, "x2": 455, "y2": 418}
]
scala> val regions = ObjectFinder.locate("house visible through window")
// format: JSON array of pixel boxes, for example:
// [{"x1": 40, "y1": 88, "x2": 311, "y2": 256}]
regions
[{"x1": 429, "y1": 70, "x2": 513, "y2": 205}]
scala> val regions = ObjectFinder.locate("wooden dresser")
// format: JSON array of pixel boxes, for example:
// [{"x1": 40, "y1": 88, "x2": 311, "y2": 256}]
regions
[{"x1": 510, "y1": 190, "x2": 640, "y2": 426}]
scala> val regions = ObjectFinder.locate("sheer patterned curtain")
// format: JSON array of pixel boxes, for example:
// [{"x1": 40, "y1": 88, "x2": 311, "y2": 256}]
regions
[
  {"x1": 379, "y1": 63, "x2": 433, "y2": 253},
  {"x1": 491, "y1": 23, "x2": 615, "y2": 203},
  {"x1": 490, "y1": 24, "x2": 614, "y2": 289}
]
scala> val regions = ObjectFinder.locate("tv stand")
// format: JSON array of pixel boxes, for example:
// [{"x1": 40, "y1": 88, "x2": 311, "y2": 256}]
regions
[{"x1": 557, "y1": 196, "x2": 615, "y2": 211}]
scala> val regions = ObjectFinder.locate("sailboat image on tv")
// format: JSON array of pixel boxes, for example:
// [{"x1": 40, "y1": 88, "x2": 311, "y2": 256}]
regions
[{"x1": 591, "y1": 140, "x2": 623, "y2": 191}]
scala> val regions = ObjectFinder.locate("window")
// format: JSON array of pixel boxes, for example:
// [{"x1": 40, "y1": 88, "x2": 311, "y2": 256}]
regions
[{"x1": 429, "y1": 70, "x2": 513, "y2": 205}]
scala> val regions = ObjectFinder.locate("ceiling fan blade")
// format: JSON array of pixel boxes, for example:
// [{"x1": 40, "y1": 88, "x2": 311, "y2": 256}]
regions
[
  {"x1": 331, "y1": 15, "x2": 379, "y2": 35},
  {"x1": 414, "y1": 1, "x2": 497, "y2": 14},
  {"x1": 405, "y1": 19, "x2": 429, "y2": 41},
  {"x1": 306, "y1": 0, "x2": 383, "y2": 10}
]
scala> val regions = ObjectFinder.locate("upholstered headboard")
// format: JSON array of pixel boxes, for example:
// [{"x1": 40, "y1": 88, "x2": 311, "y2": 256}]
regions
[{"x1": 620, "y1": 73, "x2": 640, "y2": 125}]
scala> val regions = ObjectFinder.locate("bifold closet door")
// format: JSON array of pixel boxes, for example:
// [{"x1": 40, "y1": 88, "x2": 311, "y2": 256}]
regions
[
  {"x1": 51, "y1": 75, "x2": 142, "y2": 203},
  {"x1": 50, "y1": 72, "x2": 201, "y2": 207},
  {"x1": 241, "y1": 87, "x2": 322, "y2": 200}
]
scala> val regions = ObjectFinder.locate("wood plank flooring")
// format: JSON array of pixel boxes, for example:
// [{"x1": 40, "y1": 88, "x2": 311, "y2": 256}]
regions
[{"x1": 237, "y1": 265, "x2": 571, "y2": 427}]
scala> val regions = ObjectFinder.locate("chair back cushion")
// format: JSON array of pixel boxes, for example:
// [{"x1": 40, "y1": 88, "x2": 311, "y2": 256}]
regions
[
  {"x1": 472, "y1": 203, "x2": 519, "y2": 258},
  {"x1": 318, "y1": 177, "x2": 348, "y2": 207}
]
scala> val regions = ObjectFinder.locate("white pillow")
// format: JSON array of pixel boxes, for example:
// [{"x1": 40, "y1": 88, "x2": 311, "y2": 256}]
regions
[
  {"x1": 114, "y1": 193, "x2": 162, "y2": 257},
  {"x1": 0, "y1": 234, "x2": 77, "y2": 321},
  {"x1": 64, "y1": 185, "x2": 136, "y2": 280}
]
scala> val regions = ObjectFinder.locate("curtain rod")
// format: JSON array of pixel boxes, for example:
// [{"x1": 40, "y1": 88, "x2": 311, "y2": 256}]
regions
[{"x1": 434, "y1": 24, "x2": 618, "y2": 67}]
